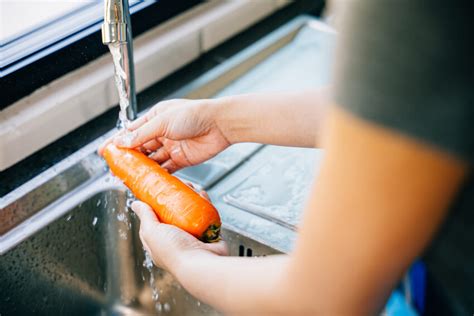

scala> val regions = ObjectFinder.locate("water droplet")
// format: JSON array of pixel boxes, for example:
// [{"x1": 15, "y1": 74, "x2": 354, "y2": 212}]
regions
[
  {"x1": 117, "y1": 213, "x2": 125, "y2": 222},
  {"x1": 143, "y1": 251, "x2": 154, "y2": 269},
  {"x1": 118, "y1": 229, "x2": 127, "y2": 240},
  {"x1": 155, "y1": 302, "x2": 162, "y2": 312},
  {"x1": 92, "y1": 217, "x2": 98, "y2": 226}
]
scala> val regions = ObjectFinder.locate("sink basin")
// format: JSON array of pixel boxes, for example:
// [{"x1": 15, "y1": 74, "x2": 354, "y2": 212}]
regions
[{"x1": 0, "y1": 186, "x2": 280, "y2": 315}]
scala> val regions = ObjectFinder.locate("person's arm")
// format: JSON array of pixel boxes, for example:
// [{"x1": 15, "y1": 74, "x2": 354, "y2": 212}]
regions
[
  {"x1": 132, "y1": 106, "x2": 468, "y2": 314},
  {"x1": 101, "y1": 89, "x2": 329, "y2": 172},
  {"x1": 215, "y1": 88, "x2": 330, "y2": 148}
]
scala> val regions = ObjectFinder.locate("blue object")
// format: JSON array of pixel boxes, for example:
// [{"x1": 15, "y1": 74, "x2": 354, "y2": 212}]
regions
[
  {"x1": 409, "y1": 260, "x2": 426, "y2": 313},
  {"x1": 384, "y1": 260, "x2": 426, "y2": 316},
  {"x1": 385, "y1": 291, "x2": 418, "y2": 316}
]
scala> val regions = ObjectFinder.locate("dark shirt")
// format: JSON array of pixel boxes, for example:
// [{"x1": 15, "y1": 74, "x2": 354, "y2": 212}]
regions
[{"x1": 333, "y1": 1, "x2": 474, "y2": 314}]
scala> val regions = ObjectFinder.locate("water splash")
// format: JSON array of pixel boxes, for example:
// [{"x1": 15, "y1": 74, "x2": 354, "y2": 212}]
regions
[{"x1": 143, "y1": 250, "x2": 162, "y2": 312}]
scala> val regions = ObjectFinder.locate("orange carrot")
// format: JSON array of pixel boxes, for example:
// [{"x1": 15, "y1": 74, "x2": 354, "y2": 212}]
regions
[{"x1": 103, "y1": 144, "x2": 221, "y2": 242}]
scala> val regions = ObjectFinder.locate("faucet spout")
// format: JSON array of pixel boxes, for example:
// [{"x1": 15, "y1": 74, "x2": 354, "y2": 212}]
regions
[
  {"x1": 102, "y1": 0, "x2": 127, "y2": 44},
  {"x1": 102, "y1": 0, "x2": 137, "y2": 122}
]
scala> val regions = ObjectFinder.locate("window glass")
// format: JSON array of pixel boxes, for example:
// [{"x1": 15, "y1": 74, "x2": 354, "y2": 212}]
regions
[
  {"x1": 0, "y1": 0, "x2": 201, "y2": 109},
  {"x1": 1, "y1": 1, "x2": 88, "y2": 44},
  {"x1": 0, "y1": 0, "x2": 146, "y2": 71}
]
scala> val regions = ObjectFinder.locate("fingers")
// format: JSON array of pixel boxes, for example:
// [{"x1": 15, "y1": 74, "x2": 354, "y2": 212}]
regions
[
  {"x1": 99, "y1": 99, "x2": 178, "y2": 154},
  {"x1": 98, "y1": 130, "x2": 125, "y2": 156},
  {"x1": 131, "y1": 201, "x2": 160, "y2": 225},
  {"x1": 127, "y1": 100, "x2": 176, "y2": 131},
  {"x1": 127, "y1": 109, "x2": 155, "y2": 131},
  {"x1": 185, "y1": 182, "x2": 211, "y2": 202},
  {"x1": 199, "y1": 190, "x2": 211, "y2": 202},
  {"x1": 142, "y1": 139, "x2": 163, "y2": 154},
  {"x1": 98, "y1": 106, "x2": 157, "y2": 156},
  {"x1": 149, "y1": 147, "x2": 170, "y2": 163},
  {"x1": 131, "y1": 199, "x2": 227, "y2": 271},
  {"x1": 205, "y1": 240, "x2": 229, "y2": 256},
  {"x1": 114, "y1": 115, "x2": 168, "y2": 148},
  {"x1": 161, "y1": 159, "x2": 180, "y2": 173}
]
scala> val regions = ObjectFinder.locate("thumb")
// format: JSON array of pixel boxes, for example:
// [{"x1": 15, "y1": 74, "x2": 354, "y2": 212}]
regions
[
  {"x1": 131, "y1": 201, "x2": 160, "y2": 224},
  {"x1": 205, "y1": 240, "x2": 229, "y2": 256},
  {"x1": 114, "y1": 116, "x2": 167, "y2": 148}
]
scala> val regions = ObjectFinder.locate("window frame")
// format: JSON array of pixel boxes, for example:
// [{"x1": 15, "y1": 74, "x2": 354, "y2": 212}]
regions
[{"x1": 0, "y1": 0, "x2": 203, "y2": 109}]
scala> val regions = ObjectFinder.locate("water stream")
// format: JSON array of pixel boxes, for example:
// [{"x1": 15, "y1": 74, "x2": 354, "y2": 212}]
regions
[
  {"x1": 108, "y1": 43, "x2": 166, "y2": 312},
  {"x1": 109, "y1": 43, "x2": 131, "y2": 129}
]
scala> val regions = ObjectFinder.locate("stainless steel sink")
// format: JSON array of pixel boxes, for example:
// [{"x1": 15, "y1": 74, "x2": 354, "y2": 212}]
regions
[
  {"x1": 0, "y1": 179, "x2": 280, "y2": 315},
  {"x1": 1, "y1": 16, "x2": 334, "y2": 315},
  {"x1": 0, "y1": 135, "x2": 281, "y2": 316}
]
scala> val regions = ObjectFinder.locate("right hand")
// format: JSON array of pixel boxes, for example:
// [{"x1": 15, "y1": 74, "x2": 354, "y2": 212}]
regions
[{"x1": 98, "y1": 99, "x2": 230, "y2": 173}]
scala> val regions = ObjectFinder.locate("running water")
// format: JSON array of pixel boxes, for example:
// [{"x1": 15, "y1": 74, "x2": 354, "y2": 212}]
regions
[
  {"x1": 108, "y1": 43, "x2": 167, "y2": 312},
  {"x1": 108, "y1": 41, "x2": 135, "y2": 239},
  {"x1": 109, "y1": 43, "x2": 131, "y2": 129},
  {"x1": 143, "y1": 251, "x2": 171, "y2": 312},
  {"x1": 143, "y1": 252, "x2": 159, "y2": 307}
]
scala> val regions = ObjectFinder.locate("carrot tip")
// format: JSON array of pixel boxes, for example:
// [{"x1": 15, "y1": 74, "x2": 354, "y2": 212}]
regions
[{"x1": 200, "y1": 223, "x2": 221, "y2": 243}]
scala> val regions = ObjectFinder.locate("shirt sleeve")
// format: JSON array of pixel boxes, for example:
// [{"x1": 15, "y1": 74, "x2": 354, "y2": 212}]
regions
[{"x1": 333, "y1": 0, "x2": 474, "y2": 162}]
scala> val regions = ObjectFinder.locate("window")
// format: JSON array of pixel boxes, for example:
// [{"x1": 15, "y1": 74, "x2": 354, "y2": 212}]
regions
[
  {"x1": 1, "y1": 1, "x2": 87, "y2": 44},
  {"x1": 0, "y1": 0, "x2": 203, "y2": 109}
]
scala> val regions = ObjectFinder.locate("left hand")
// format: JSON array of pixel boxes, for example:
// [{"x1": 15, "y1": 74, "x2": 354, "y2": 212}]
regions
[{"x1": 131, "y1": 200, "x2": 228, "y2": 273}]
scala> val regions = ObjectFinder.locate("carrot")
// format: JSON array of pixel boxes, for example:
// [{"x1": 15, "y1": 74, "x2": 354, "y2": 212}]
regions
[{"x1": 103, "y1": 144, "x2": 221, "y2": 242}]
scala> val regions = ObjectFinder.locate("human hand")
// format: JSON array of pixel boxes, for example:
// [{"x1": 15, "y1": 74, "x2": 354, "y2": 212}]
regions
[
  {"x1": 99, "y1": 99, "x2": 231, "y2": 173},
  {"x1": 131, "y1": 200, "x2": 228, "y2": 272}
]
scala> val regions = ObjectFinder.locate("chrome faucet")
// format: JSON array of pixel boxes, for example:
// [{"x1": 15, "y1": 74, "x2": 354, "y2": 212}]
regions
[{"x1": 102, "y1": 0, "x2": 137, "y2": 121}]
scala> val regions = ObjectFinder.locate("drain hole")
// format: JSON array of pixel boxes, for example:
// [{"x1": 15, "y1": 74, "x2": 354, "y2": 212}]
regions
[
  {"x1": 239, "y1": 245, "x2": 244, "y2": 257},
  {"x1": 239, "y1": 245, "x2": 254, "y2": 257}
]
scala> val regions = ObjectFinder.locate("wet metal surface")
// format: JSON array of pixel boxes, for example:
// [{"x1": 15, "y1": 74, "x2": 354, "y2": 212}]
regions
[{"x1": 0, "y1": 183, "x2": 279, "y2": 315}]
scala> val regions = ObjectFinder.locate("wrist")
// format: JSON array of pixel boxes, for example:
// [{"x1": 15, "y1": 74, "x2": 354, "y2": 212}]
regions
[
  {"x1": 173, "y1": 248, "x2": 216, "y2": 280},
  {"x1": 209, "y1": 96, "x2": 246, "y2": 145}
]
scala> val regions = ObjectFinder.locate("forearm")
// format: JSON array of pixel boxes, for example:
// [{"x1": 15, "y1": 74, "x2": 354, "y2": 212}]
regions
[
  {"x1": 173, "y1": 247, "x2": 359, "y2": 314},
  {"x1": 174, "y1": 251, "x2": 291, "y2": 314},
  {"x1": 213, "y1": 88, "x2": 329, "y2": 147}
]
